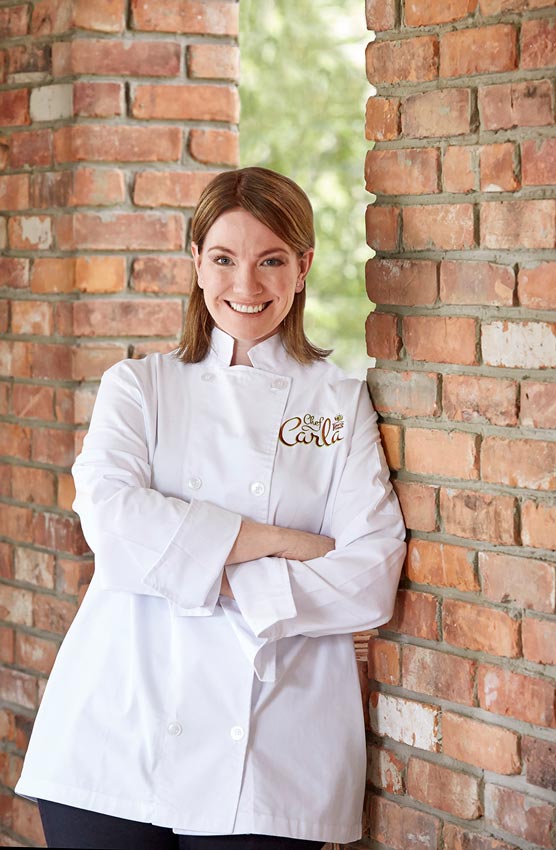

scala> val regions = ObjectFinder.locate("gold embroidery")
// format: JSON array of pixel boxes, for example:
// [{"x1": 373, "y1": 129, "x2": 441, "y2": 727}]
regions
[{"x1": 279, "y1": 413, "x2": 345, "y2": 447}]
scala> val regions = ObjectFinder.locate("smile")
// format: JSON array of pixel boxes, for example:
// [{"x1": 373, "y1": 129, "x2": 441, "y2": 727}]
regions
[{"x1": 227, "y1": 301, "x2": 269, "y2": 314}]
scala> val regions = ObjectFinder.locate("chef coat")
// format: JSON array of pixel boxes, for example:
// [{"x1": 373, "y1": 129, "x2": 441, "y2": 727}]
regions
[{"x1": 16, "y1": 328, "x2": 406, "y2": 844}]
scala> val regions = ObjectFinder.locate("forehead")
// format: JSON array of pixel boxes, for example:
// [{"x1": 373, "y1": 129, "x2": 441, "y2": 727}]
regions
[{"x1": 204, "y1": 208, "x2": 291, "y2": 251}]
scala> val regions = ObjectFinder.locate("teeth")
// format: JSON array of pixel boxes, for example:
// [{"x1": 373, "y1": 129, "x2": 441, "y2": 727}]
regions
[{"x1": 229, "y1": 302, "x2": 267, "y2": 314}]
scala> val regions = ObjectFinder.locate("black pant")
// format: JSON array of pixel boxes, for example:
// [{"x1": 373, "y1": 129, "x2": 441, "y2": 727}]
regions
[{"x1": 38, "y1": 800, "x2": 326, "y2": 850}]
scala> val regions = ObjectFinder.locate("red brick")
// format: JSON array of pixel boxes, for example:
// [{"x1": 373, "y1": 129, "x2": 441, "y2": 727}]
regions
[
  {"x1": 385, "y1": 589, "x2": 439, "y2": 639},
  {"x1": 365, "y1": 97, "x2": 400, "y2": 141},
  {"x1": 8, "y1": 215, "x2": 52, "y2": 250},
  {"x1": 0, "y1": 504, "x2": 34, "y2": 543},
  {"x1": 406, "y1": 428, "x2": 479, "y2": 480},
  {"x1": 31, "y1": 0, "x2": 72, "y2": 34},
  {"x1": 73, "y1": 81, "x2": 123, "y2": 118},
  {"x1": 482, "y1": 320, "x2": 556, "y2": 369},
  {"x1": 131, "y1": 0, "x2": 238, "y2": 35},
  {"x1": 11, "y1": 301, "x2": 53, "y2": 336},
  {"x1": 0, "y1": 174, "x2": 29, "y2": 211},
  {"x1": 134, "y1": 170, "x2": 218, "y2": 208},
  {"x1": 0, "y1": 341, "x2": 32, "y2": 378},
  {"x1": 32, "y1": 427, "x2": 75, "y2": 467},
  {"x1": 367, "y1": 369, "x2": 438, "y2": 417},
  {"x1": 479, "y1": 80, "x2": 554, "y2": 130},
  {"x1": 187, "y1": 43, "x2": 239, "y2": 81},
  {"x1": 443, "y1": 713, "x2": 520, "y2": 775},
  {"x1": 521, "y1": 18, "x2": 556, "y2": 70},
  {"x1": 0, "y1": 626, "x2": 14, "y2": 664},
  {"x1": 64, "y1": 38, "x2": 180, "y2": 76},
  {"x1": 58, "y1": 472, "x2": 76, "y2": 511},
  {"x1": 440, "y1": 489, "x2": 517, "y2": 545},
  {"x1": 75, "y1": 256, "x2": 126, "y2": 293},
  {"x1": 29, "y1": 170, "x2": 72, "y2": 208},
  {"x1": 14, "y1": 548, "x2": 54, "y2": 589},
  {"x1": 443, "y1": 146, "x2": 477, "y2": 193},
  {"x1": 12, "y1": 464, "x2": 55, "y2": 506},
  {"x1": 522, "y1": 501, "x2": 556, "y2": 551},
  {"x1": 0, "y1": 258, "x2": 29, "y2": 289},
  {"x1": 7, "y1": 43, "x2": 50, "y2": 76},
  {"x1": 365, "y1": 0, "x2": 396, "y2": 30},
  {"x1": 482, "y1": 436, "x2": 556, "y2": 491},
  {"x1": 0, "y1": 543, "x2": 13, "y2": 580},
  {"x1": 485, "y1": 784, "x2": 553, "y2": 847},
  {"x1": 394, "y1": 480, "x2": 438, "y2": 532},
  {"x1": 54, "y1": 124, "x2": 182, "y2": 163},
  {"x1": 521, "y1": 380, "x2": 556, "y2": 428},
  {"x1": 480, "y1": 551, "x2": 555, "y2": 614},
  {"x1": 479, "y1": 664, "x2": 555, "y2": 727},
  {"x1": 365, "y1": 312, "x2": 400, "y2": 360},
  {"x1": 444, "y1": 599, "x2": 520, "y2": 657},
  {"x1": 0, "y1": 585, "x2": 33, "y2": 626},
  {"x1": 522, "y1": 137, "x2": 556, "y2": 188},
  {"x1": 366, "y1": 36, "x2": 438, "y2": 85},
  {"x1": 365, "y1": 205, "x2": 399, "y2": 251},
  {"x1": 406, "y1": 0, "x2": 477, "y2": 25},
  {"x1": 378, "y1": 423, "x2": 402, "y2": 470},
  {"x1": 0, "y1": 90, "x2": 30, "y2": 127},
  {"x1": 440, "y1": 261, "x2": 514, "y2": 307},
  {"x1": 369, "y1": 795, "x2": 440, "y2": 850},
  {"x1": 522, "y1": 736, "x2": 556, "y2": 791},
  {"x1": 480, "y1": 143, "x2": 519, "y2": 192},
  {"x1": 0, "y1": 4, "x2": 29, "y2": 37},
  {"x1": 189, "y1": 128, "x2": 239, "y2": 167},
  {"x1": 368, "y1": 637, "x2": 400, "y2": 685},
  {"x1": 522, "y1": 616, "x2": 556, "y2": 665},
  {"x1": 15, "y1": 633, "x2": 57, "y2": 675},
  {"x1": 72, "y1": 0, "x2": 126, "y2": 33},
  {"x1": 481, "y1": 200, "x2": 555, "y2": 249},
  {"x1": 402, "y1": 89, "x2": 471, "y2": 138},
  {"x1": 73, "y1": 299, "x2": 182, "y2": 337},
  {"x1": 71, "y1": 167, "x2": 125, "y2": 206},
  {"x1": 518, "y1": 262, "x2": 556, "y2": 310},
  {"x1": 365, "y1": 148, "x2": 439, "y2": 195},
  {"x1": 57, "y1": 559, "x2": 94, "y2": 596},
  {"x1": 9, "y1": 128, "x2": 52, "y2": 168},
  {"x1": 30, "y1": 258, "x2": 74, "y2": 294},
  {"x1": 0, "y1": 668, "x2": 37, "y2": 710},
  {"x1": 406, "y1": 539, "x2": 478, "y2": 591},
  {"x1": 71, "y1": 344, "x2": 126, "y2": 380},
  {"x1": 481, "y1": 0, "x2": 554, "y2": 9},
  {"x1": 132, "y1": 84, "x2": 239, "y2": 123},
  {"x1": 440, "y1": 25, "x2": 517, "y2": 77},
  {"x1": 404, "y1": 316, "x2": 477, "y2": 365},
  {"x1": 403, "y1": 645, "x2": 475, "y2": 704},
  {"x1": 0, "y1": 421, "x2": 30, "y2": 459},
  {"x1": 131, "y1": 256, "x2": 191, "y2": 295},
  {"x1": 407, "y1": 758, "x2": 480, "y2": 819},
  {"x1": 56, "y1": 212, "x2": 184, "y2": 251},
  {"x1": 368, "y1": 745, "x2": 405, "y2": 794},
  {"x1": 403, "y1": 204, "x2": 475, "y2": 250},
  {"x1": 33, "y1": 592, "x2": 77, "y2": 634}
]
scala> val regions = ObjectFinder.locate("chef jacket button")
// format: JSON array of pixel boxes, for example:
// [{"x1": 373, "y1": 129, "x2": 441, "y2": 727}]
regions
[
  {"x1": 201, "y1": 372, "x2": 215, "y2": 382},
  {"x1": 230, "y1": 726, "x2": 244, "y2": 741},
  {"x1": 271, "y1": 378, "x2": 287, "y2": 391},
  {"x1": 188, "y1": 476, "x2": 202, "y2": 490},
  {"x1": 167, "y1": 722, "x2": 182, "y2": 737},
  {"x1": 250, "y1": 481, "x2": 265, "y2": 497}
]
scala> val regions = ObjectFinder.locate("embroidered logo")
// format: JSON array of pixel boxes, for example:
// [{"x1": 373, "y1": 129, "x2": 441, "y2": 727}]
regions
[{"x1": 279, "y1": 413, "x2": 345, "y2": 447}]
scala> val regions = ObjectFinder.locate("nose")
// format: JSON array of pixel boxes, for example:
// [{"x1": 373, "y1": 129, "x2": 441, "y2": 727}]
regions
[{"x1": 232, "y1": 263, "x2": 263, "y2": 297}]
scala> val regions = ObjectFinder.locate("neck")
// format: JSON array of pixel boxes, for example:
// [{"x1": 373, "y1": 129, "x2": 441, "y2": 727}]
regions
[{"x1": 231, "y1": 339, "x2": 253, "y2": 367}]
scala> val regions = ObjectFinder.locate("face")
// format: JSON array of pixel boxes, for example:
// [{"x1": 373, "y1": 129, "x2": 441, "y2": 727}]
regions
[{"x1": 192, "y1": 208, "x2": 313, "y2": 349}]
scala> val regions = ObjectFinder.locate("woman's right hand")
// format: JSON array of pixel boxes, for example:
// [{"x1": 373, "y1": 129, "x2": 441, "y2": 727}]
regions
[
  {"x1": 273, "y1": 528, "x2": 335, "y2": 562},
  {"x1": 226, "y1": 518, "x2": 335, "y2": 565}
]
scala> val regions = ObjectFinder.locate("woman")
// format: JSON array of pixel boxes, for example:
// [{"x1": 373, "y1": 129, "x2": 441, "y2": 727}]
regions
[{"x1": 16, "y1": 167, "x2": 406, "y2": 849}]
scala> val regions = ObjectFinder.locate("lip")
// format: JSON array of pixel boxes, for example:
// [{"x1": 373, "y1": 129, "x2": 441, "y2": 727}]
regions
[{"x1": 226, "y1": 301, "x2": 271, "y2": 314}]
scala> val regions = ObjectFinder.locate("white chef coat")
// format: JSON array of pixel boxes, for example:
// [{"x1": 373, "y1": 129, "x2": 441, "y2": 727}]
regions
[{"x1": 16, "y1": 328, "x2": 406, "y2": 844}]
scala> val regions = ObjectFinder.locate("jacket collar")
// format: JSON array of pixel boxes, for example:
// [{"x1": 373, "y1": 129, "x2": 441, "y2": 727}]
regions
[{"x1": 208, "y1": 327, "x2": 294, "y2": 375}]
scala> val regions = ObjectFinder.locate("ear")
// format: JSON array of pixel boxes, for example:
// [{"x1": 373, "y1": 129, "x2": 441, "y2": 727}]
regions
[
  {"x1": 191, "y1": 242, "x2": 203, "y2": 286},
  {"x1": 296, "y1": 249, "x2": 314, "y2": 292}
]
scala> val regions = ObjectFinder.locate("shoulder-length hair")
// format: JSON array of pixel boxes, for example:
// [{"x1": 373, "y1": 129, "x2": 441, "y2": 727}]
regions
[{"x1": 175, "y1": 166, "x2": 331, "y2": 364}]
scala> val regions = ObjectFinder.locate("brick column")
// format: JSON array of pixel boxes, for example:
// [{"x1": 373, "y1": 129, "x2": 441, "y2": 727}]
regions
[
  {"x1": 364, "y1": 1, "x2": 555, "y2": 848},
  {"x1": 0, "y1": 1, "x2": 239, "y2": 843}
]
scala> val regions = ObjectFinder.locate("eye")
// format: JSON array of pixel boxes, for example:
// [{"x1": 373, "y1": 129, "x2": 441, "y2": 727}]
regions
[
  {"x1": 213, "y1": 256, "x2": 233, "y2": 266},
  {"x1": 262, "y1": 257, "x2": 284, "y2": 267}
]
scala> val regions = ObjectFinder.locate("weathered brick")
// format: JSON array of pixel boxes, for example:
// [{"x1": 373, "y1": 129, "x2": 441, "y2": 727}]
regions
[
  {"x1": 367, "y1": 369, "x2": 438, "y2": 417},
  {"x1": 0, "y1": 4, "x2": 29, "y2": 37},
  {"x1": 31, "y1": 343, "x2": 72, "y2": 381},
  {"x1": 481, "y1": 0, "x2": 555, "y2": 9},
  {"x1": 0, "y1": 422, "x2": 30, "y2": 460},
  {"x1": 480, "y1": 142, "x2": 519, "y2": 192},
  {"x1": 62, "y1": 38, "x2": 180, "y2": 76},
  {"x1": 131, "y1": 0, "x2": 238, "y2": 35},
  {"x1": 482, "y1": 321, "x2": 556, "y2": 369},
  {"x1": 443, "y1": 599, "x2": 520, "y2": 657},
  {"x1": 522, "y1": 616, "x2": 556, "y2": 665},
  {"x1": 366, "y1": 312, "x2": 401, "y2": 360},
  {"x1": 12, "y1": 465, "x2": 55, "y2": 506},
  {"x1": 480, "y1": 551, "x2": 555, "y2": 613},
  {"x1": 366, "y1": 205, "x2": 399, "y2": 251},
  {"x1": 404, "y1": 316, "x2": 478, "y2": 365},
  {"x1": 522, "y1": 736, "x2": 556, "y2": 791},
  {"x1": 481, "y1": 200, "x2": 555, "y2": 249},
  {"x1": 30, "y1": 258, "x2": 74, "y2": 294},
  {"x1": 479, "y1": 80, "x2": 554, "y2": 130},
  {"x1": 8, "y1": 128, "x2": 52, "y2": 168},
  {"x1": 187, "y1": 44, "x2": 239, "y2": 81},
  {"x1": 368, "y1": 745, "x2": 405, "y2": 794},
  {"x1": 407, "y1": 758, "x2": 480, "y2": 819},
  {"x1": 440, "y1": 489, "x2": 517, "y2": 545},
  {"x1": 405, "y1": 0, "x2": 477, "y2": 25},
  {"x1": 518, "y1": 262, "x2": 556, "y2": 310},
  {"x1": 31, "y1": 0, "x2": 72, "y2": 34},
  {"x1": 11, "y1": 383, "x2": 54, "y2": 422},
  {"x1": 32, "y1": 593, "x2": 77, "y2": 635},
  {"x1": 32, "y1": 427, "x2": 75, "y2": 467},
  {"x1": 369, "y1": 795, "x2": 440, "y2": 850},
  {"x1": 131, "y1": 256, "x2": 191, "y2": 294},
  {"x1": 0, "y1": 668, "x2": 37, "y2": 710},
  {"x1": 14, "y1": 548, "x2": 54, "y2": 589},
  {"x1": 402, "y1": 89, "x2": 471, "y2": 138},
  {"x1": 368, "y1": 637, "x2": 400, "y2": 685},
  {"x1": 0, "y1": 504, "x2": 34, "y2": 544},
  {"x1": 403, "y1": 204, "x2": 474, "y2": 250},
  {"x1": 442, "y1": 713, "x2": 520, "y2": 775},
  {"x1": 440, "y1": 261, "x2": 514, "y2": 306},
  {"x1": 365, "y1": 97, "x2": 400, "y2": 141},
  {"x1": 134, "y1": 170, "x2": 218, "y2": 208},
  {"x1": 406, "y1": 539, "x2": 478, "y2": 591},
  {"x1": 56, "y1": 559, "x2": 94, "y2": 596},
  {"x1": 522, "y1": 138, "x2": 556, "y2": 187},
  {"x1": 405, "y1": 428, "x2": 479, "y2": 479},
  {"x1": 440, "y1": 25, "x2": 517, "y2": 77},
  {"x1": 370, "y1": 693, "x2": 440, "y2": 751},
  {"x1": 7, "y1": 43, "x2": 50, "y2": 78},
  {"x1": 0, "y1": 584, "x2": 33, "y2": 626},
  {"x1": 443, "y1": 145, "x2": 477, "y2": 193},
  {"x1": 366, "y1": 36, "x2": 438, "y2": 85},
  {"x1": 521, "y1": 381, "x2": 556, "y2": 428},
  {"x1": 367, "y1": 259, "x2": 437, "y2": 306},
  {"x1": 521, "y1": 18, "x2": 556, "y2": 70},
  {"x1": 30, "y1": 170, "x2": 72, "y2": 208},
  {"x1": 478, "y1": 664, "x2": 555, "y2": 727},
  {"x1": 8, "y1": 215, "x2": 52, "y2": 250},
  {"x1": 132, "y1": 84, "x2": 239, "y2": 123},
  {"x1": 71, "y1": 167, "x2": 126, "y2": 206},
  {"x1": 15, "y1": 633, "x2": 57, "y2": 675},
  {"x1": 485, "y1": 784, "x2": 553, "y2": 847},
  {"x1": 385, "y1": 589, "x2": 439, "y2": 640},
  {"x1": 403, "y1": 645, "x2": 475, "y2": 704},
  {"x1": 56, "y1": 212, "x2": 185, "y2": 251},
  {"x1": 482, "y1": 436, "x2": 556, "y2": 491},
  {"x1": 11, "y1": 301, "x2": 53, "y2": 336},
  {"x1": 73, "y1": 299, "x2": 182, "y2": 337},
  {"x1": 54, "y1": 124, "x2": 182, "y2": 163},
  {"x1": 365, "y1": 148, "x2": 439, "y2": 195},
  {"x1": 73, "y1": 0, "x2": 126, "y2": 33},
  {"x1": 0, "y1": 90, "x2": 30, "y2": 127},
  {"x1": 71, "y1": 344, "x2": 126, "y2": 380},
  {"x1": 522, "y1": 500, "x2": 556, "y2": 550},
  {"x1": 366, "y1": 0, "x2": 396, "y2": 30},
  {"x1": 30, "y1": 83, "x2": 73, "y2": 123},
  {"x1": 0, "y1": 258, "x2": 29, "y2": 289},
  {"x1": 394, "y1": 481, "x2": 438, "y2": 532},
  {"x1": 73, "y1": 81, "x2": 123, "y2": 118},
  {"x1": 378, "y1": 423, "x2": 402, "y2": 470},
  {"x1": 189, "y1": 128, "x2": 239, "y2": 166},
  {"x1": 75, "y1": 256, "x2": 126, "y2": 293}
]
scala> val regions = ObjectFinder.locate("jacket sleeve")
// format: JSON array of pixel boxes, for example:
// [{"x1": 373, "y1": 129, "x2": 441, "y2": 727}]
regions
[
  {"x1": 72, "y1": 359, "x2": 242, "y2": 614},
  {"x1": 224, "y1": 383, "x2": 406, "y2": 640}
]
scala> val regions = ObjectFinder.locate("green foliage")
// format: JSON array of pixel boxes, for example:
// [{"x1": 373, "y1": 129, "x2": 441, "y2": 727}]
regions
[{"x1": 239, "y1": 0, "x2": 373, "y2": 374}]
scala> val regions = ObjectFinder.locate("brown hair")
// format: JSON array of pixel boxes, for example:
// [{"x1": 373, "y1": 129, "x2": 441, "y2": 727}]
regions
[{"x1": 176, "y1": 166, "x2": 331, "y2": 364}]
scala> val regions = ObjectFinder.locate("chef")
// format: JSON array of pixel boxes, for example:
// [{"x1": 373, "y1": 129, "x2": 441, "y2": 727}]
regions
[{"x1": 16, "y1": 167, "x2": 406, "y2": 850}]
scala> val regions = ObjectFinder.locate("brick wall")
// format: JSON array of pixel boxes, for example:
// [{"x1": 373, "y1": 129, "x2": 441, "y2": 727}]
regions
[
  {"x1": 0, "y1": 0, "x2": 238, "y2": 843},
  {"x1": 365, "y1": 1, "x2": 555, "y2": 849}
]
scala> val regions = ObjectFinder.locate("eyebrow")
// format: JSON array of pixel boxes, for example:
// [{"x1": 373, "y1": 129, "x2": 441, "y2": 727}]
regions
[{"x1": 205, "y1": 245, "x2": 289, "y2": 258}]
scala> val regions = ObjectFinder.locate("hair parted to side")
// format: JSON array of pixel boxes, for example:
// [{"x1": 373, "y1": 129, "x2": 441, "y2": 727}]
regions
[{"x1": 176, "y1": 166, "x2": 331, "y2": 364}]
